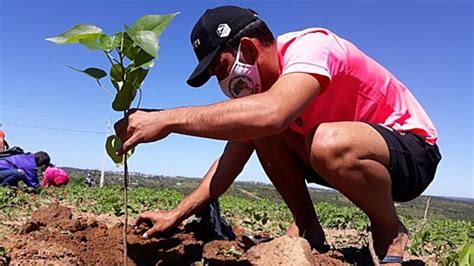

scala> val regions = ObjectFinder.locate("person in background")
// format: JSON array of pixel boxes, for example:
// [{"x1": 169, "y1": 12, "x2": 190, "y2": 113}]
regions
[
  {"x1": 0, "y1": 151, "x2": 51, "y2": 188},
  {"x1": 0, "y1": 130, "x2": 8, "y2": 152},
  {"x1": 85, "y1": 172, "x2": 96, "y2": 188},
  {"x1": 42, "y1": 165, "x2": 69, "y2": 187}
]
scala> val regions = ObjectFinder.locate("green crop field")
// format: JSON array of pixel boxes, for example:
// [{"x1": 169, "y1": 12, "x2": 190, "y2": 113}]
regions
[{"x1": 1, "y1": 169, "x2": 473, "y2": 265}]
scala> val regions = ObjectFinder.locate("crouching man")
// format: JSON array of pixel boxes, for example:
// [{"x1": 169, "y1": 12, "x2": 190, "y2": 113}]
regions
[{"x1": 115, "y1": 6, "x2": 441, "y2": 264}]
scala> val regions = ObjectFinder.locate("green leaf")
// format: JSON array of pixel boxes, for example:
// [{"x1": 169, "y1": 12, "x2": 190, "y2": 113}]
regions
[
  {"x1": 67, "y1": 33, "x2": 115, "y2": 51},
  {"x1": 126, "y1": 67, "x2": 149, "y2": 90},
  {"x1": 76, "y1": 33, "x2": 118, "y2": 51},
  {"x1": 135, "y1": 31, "x2": 158, "y2": 57},
  {"x1": 79, "y1": 37, "x2": 104, "y2": 50},
  {"x1": 110, "y1": 64, "x2": 123, "y2": 91},
  {"x1": 125, "y1": 25, "x2": 158, "y2": 58},
  {"x1": 133, "y1": 49, "x2": 155, "y2": 69},
  {"x1": 67, "y1": 66, "x2": 107, "y2": 80},
  {"x1": 98, "y1": 34, "x2": 113, "y2": 51},
  {"x1": 131, "y1": 13, "x2": 179, "y2": 37},
  {"x1": 105, "y1": 135, "x2": 134, "y2": 165},
  {"x1": 121, "y1": 32, "x2": 155, "y2": 68},
  {"x1": 46, "y1": 24, "x2": 103, "y2": 44},
  {"x1": 105, "y1": 135, "x2": 123, "y2": 164},
  {"x1": 121, "y1": 33, "x2": 134, "y2": 56},
  {"x1": 112, "y1": 81, "x2": 135, "y2": 111},
  {"x1": 105, "y1": 135, "x2": 135, "y2": 164},
  {"x1": 459, "y1": 243, "x2": 474, "y2": 265},
  {"x1": 110, "y1": 64, "x2": 123, "y2": 81},
  {"x1": 122, "y1": 33, "x2": 140, "y2": 59},
  {"x1": 111, "y1": 32, "x2": 124, "y2": 50}
]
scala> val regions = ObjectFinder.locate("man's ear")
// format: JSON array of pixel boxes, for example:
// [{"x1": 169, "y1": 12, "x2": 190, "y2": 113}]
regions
[{"x1": 239, "y1": 37, "x2": 259, "y2": 64}]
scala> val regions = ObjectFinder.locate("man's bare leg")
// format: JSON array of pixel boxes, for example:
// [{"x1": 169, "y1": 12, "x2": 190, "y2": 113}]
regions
[
  {"x1": 253, "y1": 131, "x2": 326, "y2": 249},
  {"x1": 306, "y1": 122, "x2": 408, "y2": 263}
]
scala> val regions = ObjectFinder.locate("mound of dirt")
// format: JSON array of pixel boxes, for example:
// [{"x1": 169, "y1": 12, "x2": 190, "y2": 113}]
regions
[
  {"x1": 3, "y1": 203, "x2": 210, "y2": 265},
  {"x1": 0, "y1": 203, "x2": 425, "y2": 265},
  {"x1": 247, "y1": 235, "x2": 343, "y2": 266}
]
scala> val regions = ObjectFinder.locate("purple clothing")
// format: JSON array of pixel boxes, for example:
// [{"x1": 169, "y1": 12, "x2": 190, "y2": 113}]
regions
[{"x1": 0, "y1": 153, "x2": 39, "y2": 188}]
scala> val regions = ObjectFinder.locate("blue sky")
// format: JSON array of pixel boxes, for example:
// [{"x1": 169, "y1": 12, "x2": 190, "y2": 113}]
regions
[{"x1": 0, "y1": 0, "x2": 472, "y2": 198}]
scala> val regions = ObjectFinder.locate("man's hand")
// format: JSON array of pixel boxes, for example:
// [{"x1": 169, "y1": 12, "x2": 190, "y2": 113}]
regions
[
  {"x1": 114, "y1": 109, "x2": 170, "y2": 155},
  {"x1": 134, "y1": 209, "x2": 181, "y2": 238}
]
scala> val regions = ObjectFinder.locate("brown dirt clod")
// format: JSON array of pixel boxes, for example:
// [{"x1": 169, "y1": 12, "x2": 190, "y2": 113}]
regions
[
  {"x1": 247, "y1": 235, "x2": 328, "y2": 266},
  {"x1": 203, "y1": 240, "x2": 250, "y2": 265}
]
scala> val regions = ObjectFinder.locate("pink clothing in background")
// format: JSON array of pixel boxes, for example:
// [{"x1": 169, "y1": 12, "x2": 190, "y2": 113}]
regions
[
  {"x1": 42, "y1": 167, "x2": 69, "y2": 187},
  {"x1": 278, "y1": 28, "x2": 438, "y2": 144}
]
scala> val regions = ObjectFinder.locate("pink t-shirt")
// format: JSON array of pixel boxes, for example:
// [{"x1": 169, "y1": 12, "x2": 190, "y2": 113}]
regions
[
  {"x1": 42, "y1": 167, "x2": 69, "y2": 187},
  {"x1": 278, "y1": 28, "x2": 438, "y2": 145}
]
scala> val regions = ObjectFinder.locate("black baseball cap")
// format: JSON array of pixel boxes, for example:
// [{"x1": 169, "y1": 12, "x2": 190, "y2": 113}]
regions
[{"x1": 186, "y1": 6, "x2": 259, "y2": 87}]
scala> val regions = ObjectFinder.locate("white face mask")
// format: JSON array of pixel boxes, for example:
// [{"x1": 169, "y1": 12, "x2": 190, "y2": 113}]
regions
[{"x1": 219, "y1": 44, "x2": 261, "y2": 99}]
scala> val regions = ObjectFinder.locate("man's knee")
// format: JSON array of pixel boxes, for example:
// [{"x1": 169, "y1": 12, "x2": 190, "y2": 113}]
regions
[{"x1": 306, "y1": 123, "x2": 361, "y2": 176}]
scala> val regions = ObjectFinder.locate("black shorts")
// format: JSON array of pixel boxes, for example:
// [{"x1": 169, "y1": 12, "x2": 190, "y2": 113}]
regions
[{"x1": 305, "y1": 123, "x2": 442, "y2": 202}]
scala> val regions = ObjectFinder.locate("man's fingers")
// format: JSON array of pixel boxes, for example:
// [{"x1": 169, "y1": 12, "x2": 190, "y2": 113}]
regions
[
  {"x1": 118, "y1": 135, "x2": 139, "y2": 155},
  {"x1": 134, "y1": 211, "x2": 153, "y2": 226},
  {"x1": 134, "y1": 216, "x2": 144, "y2": 227},
  {"x1": 144, "y1": 227, "x2": 157, "y2": 238},
  {"x1": 134, "y1": 214, "x2": 145, "y2": 227},
  {"x1": 135, "y1": 210, "x2": 165, "y2": 239}
]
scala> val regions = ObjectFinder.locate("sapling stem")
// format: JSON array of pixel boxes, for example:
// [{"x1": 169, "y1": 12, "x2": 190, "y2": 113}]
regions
[
  {"x1": 119, "y1": 43, "x2": 128, "y2": 265},
  {"x1": 105, "y1": 45, "x2": 130, "y2": 265},
  {"x1": 123, "y1": 147, "x2": 129, "y2": 266}
]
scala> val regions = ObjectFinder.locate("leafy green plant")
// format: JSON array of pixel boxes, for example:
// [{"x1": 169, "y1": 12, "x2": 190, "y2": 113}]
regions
[
  {"x1": 409, "y1": 219, "x2": 473, "y2": 258},
  {"x1": 46, "y1": 13, "x2": 178, "y2": 265},
  {"x1": 316, "y1": 202, "x2": 368, "y2": 230},
  {"x1": 440, "y1": 243, "x2": 474, "y2": 265}
]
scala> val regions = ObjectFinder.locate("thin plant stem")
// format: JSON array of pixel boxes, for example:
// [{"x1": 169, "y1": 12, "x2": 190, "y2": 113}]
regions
[
  {"x1": 123, "y1": 151, "x2": 129, "y2": 266},
  {"x1": 118, "y1": 36, "x2": 129, "y2": 265},
  {"x1": 104, "y1": 51, "x2": 115, "y2": 67},
  {"x1": 122, "y1": 108, "x2": 129, "y2": 265},
  {"x1": 117, "y1": 48, "x2": 126, "y2": 81},
  {"x1": 104, "y1": 51, "x2": 120, "y2": 64},
  {"x1": 95, "y1": 80, "x2": 114, "y2": 97},
  {"x1": 136, "y1": 88, "x2": 142, "y2": 109}
]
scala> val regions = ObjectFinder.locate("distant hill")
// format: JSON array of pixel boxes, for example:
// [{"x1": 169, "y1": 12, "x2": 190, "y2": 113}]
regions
[
  {"x1": 441, "y1": 196, "x2": 474, "y2": 203},
  {"x1": 61, "y1": 167, "x2": 474, "y2": 222}
]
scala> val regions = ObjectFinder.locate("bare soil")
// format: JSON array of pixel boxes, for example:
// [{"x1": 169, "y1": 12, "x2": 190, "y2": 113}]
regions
[{"x1": 0, "y1": 203, "x2": 426, "y2": 265}]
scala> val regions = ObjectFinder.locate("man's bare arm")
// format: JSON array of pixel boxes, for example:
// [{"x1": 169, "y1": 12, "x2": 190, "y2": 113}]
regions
[
  {"x1": 168, "y1": 73, "x2": 322, "y2": 140},
  {"x1": 115, "y1": 73, "x2": 323, "y2": 153},
  {"x1": 135, "y1": 141, "x2": 254, "y2": 236},
  {"x1": 174, "y1": 141, "x2": 254, "y2": 220}
]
